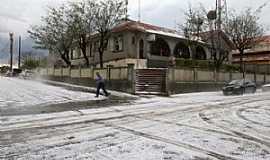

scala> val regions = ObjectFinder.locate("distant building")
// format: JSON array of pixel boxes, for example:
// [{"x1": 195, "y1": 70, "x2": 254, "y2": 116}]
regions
[
  {"x1": 232, "y1": 35, "x2": 270, "y2": 65},
  {"x1": 52, "y1": 20, "x2": 233, "y2": 68}
]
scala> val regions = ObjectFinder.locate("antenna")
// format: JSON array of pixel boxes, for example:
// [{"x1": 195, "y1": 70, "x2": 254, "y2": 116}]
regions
[
  {"x1": 138, "y1": 0, "x2": 141, "y2": 22},
  {"x1": 125, "y1": 0, "x2": 128, "y2": 20},
  {"x1": 223, "y1": 0, "x2": 228, "y2": 22}
]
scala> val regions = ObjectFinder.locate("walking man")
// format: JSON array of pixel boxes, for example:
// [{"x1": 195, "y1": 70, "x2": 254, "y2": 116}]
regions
[{"x1": 95, "y1": 72, "x2": 110, "y2": 97}]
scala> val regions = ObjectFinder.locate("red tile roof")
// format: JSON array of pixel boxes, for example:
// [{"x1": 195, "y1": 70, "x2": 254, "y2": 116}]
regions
[
  {"x1": 112, "y1": 20, "x2": 180, "y2": 36},
  {"x1": 258, "y1": 35, "x2": 270, "y2": 44}
]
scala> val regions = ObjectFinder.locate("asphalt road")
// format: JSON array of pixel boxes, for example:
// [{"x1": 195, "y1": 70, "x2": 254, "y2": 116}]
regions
[{"x1": 1, "y1": 78, "x2": 270, "y2": 160}]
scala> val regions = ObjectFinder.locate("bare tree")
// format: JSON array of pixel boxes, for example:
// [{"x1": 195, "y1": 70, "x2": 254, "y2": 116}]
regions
[
  {"x1": 206, "y1": 7, "x2": 231, "y2": 72},
  {"x1": 180, "y1": 4, "x2": 208, "y2": 58},
  {"x1": 94, "y1": 0, "x2": 125, "y2": 68},
  {"x1": 68, "y1": 0, "x2": 97, "y2": 67},
  {"x1": 28, "y1": 5, "x2": 73, "y2": 66},
  {"x1": 223, "y1": 8, "x2": 264, "y2": 76}
]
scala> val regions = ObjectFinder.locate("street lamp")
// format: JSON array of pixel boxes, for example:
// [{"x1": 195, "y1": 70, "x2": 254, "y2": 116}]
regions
[{"x1": 9, "y1": 32, "x2": 14, "y2": 72}]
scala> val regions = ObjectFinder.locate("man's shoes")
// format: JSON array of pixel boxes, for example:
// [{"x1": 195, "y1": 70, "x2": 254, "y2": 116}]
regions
[{"x1": 95, "y1": 96, "x2": 99, "y2": 98}]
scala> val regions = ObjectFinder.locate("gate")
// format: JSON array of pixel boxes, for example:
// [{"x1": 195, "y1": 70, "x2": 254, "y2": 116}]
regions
[{"x1": 135, "y1": 69, "x2": 167, "y2": 95}]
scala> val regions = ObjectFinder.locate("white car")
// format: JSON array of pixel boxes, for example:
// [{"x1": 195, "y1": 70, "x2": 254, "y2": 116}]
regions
[{"x1": 262, "y1": 84, "x2": 270, "y2": 92}]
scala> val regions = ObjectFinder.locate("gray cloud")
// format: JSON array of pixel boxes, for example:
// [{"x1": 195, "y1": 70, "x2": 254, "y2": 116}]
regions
[{"x1": 0, "y1": 0, "x2": 269, "y2": 36}]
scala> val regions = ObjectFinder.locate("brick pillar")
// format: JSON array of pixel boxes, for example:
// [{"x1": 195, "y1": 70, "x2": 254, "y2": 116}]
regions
[
  {"x1": 107, "y1": 65, "x2": 113, "y2": 81},
  {"x1": 79, "y1": 65, "x2": 82, "y2": 78},
  {"x1": 127, "y1": 64, "x2": 135, "y2": 94},
  {"x1": 53, "y1": 66, "x2": 55, "y2": 76},
  {"x1": 61, "y1": 66, "x2": 63, "y2": 77},
  {"x1": 69, "y1": 66, "x2": 71, "y2": 77},
  {"x1": 166, "y1": 67, "x2": 174, "y2": 96},
  {"x1": 193, "y1": 67, "x2": 197, "y2": 82}
]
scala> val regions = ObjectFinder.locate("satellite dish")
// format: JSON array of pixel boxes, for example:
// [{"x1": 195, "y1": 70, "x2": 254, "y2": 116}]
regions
[{"x1": 207, "y1": 10, "x2": 217, "y2": 20}]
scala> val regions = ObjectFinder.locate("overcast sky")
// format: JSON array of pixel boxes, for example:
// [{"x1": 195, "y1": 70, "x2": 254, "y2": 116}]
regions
[{"x1": 0, "y1": 0, "x2": 270, "y2": 39}]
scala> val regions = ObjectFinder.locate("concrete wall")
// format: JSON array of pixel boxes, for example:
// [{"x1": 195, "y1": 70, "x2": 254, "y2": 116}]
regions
[
  {"x1": 246, "y1": 73, "x2": 254, "y2": 81},
  {"x1": 232, "y1": 72, "x2": 243, "y2": 80},
  {"x1": 39, "y1": 65, "x2": 134, "y2": 94},
  {"x1": 54, "y1": 69, "x2": 62, "y2": 77},
  {"x1": 63, "y1": 68, "x2": 70, "y2": 77},
  {"x1": 196, "y1": 70, "x2": 214, "y2": 82},
  {"x1": 266, "y1": 75, "x2": 270, "y2": 83},
  {"x1": 70, "y1": 69, "x2": 80, "y2": 78},
  {"x1": 167, "y1": 67, "x2": 268, "y2": 94},
  {"x1": 40, "y1": 65, "x2": 269, "y2": 96},
  {"x1": 101, "y1": 58, "x2": 147, "y2": 69},
  {"x1": 218, "y1": 72, "x2": 230, "y2": 82},
  {"x1": 48, "y1": 68, "x2": 54, "y2": 75},
  {"x1": 257, "y1": 74, "x2": 265, "y2": 84},
  {"x1": 81, "y1": 68, "x2": 92, "y2": 78},
  {"x1": 174, "y1": 69, "x2": 194, "y2": 81}
]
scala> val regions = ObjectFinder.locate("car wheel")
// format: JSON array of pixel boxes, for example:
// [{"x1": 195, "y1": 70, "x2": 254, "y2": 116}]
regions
[
  {"x1": 245, "y1": 87, "x2": 256, "y2": 94},
  {"x1": 237, "y1": 88, "x2": 244, "y2": 95},
  {"x1": 252, "y1": 87, "x2": 256, "y2": 93}
]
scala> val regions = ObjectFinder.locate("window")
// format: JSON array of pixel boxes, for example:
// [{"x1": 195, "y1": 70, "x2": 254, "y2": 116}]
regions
[
  {"x1": 150, "y1": 38, "x2": 170, "y2": 57},
  {"x1": 174, "y1": 42, "x2": 190, "y2": 59},
  {"x1": 114, "y1": 35, "x2": 123, "y2": 52},
  {"x1": 132, "y1": 36, "x2": 135, "y2": 45},
  {"x1": 194, "y1": 46, "x2": 206, "y2": 60}
]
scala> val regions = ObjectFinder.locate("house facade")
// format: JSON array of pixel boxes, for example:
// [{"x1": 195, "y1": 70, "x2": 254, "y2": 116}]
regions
[
  {"x1": 66, "y1": 20, "x2": 232, "y2": 69},
  {"x1": 232, "y1": 36, "x2": 270, "y2": 65}
]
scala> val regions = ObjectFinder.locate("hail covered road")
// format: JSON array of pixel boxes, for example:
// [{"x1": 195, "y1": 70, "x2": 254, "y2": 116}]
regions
[{"x1": 0, "y1": 77, "x2": 270, "y2": 160}]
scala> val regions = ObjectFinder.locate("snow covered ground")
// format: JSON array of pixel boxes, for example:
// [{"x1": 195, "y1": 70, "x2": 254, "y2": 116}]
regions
[
  {"x1": 0, "y1": 77, "x2": 109, "y2": 116},
  {"x1": 1, "y1": 77, "x2": 270, "y2": 159}
]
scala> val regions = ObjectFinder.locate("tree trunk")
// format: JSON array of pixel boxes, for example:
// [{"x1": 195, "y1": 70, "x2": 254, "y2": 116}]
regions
[
  {"x1": 82, "y1": 47, "x2": 89, "y2": 67},
  {"x1": 99, "y1": 50, "x2": 103, "y2": 68},
  {"x1": 98, "y1": 35, "x2": 105, "y2": 68},
  {"x1": 239, "y1": 50, "x2": 245, "y2": 79},
  {"x1": 80, "y1": 36, "x2": 90, "y2": 67},
  {"x1": 61, "y1": 54, "x2": 71, "y2": 66}
]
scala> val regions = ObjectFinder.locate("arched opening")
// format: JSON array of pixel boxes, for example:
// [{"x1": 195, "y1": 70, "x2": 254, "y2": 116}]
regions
[
  {"x1": 150, "y1": 38, "x2": 170, "y2": 57},
  {"x1": 139, "y1": 39, "x2": 144, "y2": 59},
  {"x1": 195, "y1": 46, "x2": 207, "y2": 60},
  {"x1": 174, "y1": 42, "x2": 190, "y2": 59}
]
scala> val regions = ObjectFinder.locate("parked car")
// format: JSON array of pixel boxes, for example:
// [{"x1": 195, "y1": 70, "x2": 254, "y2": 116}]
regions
[
  {"x1": 222, "y1": 79, "x2": 256, "y2": 95},
  {"x1": 262, "y1": 84, "x2": 270, "y2": 92},
  {"x1": 4, "y1": 69, "x2": 22, "y2": 77},
  {"x1": 19, "y1": 70, "x2": 35, "y2": 79},
  {"x1": 5, "y1": 71, "x2": 13, "y2": 77}
]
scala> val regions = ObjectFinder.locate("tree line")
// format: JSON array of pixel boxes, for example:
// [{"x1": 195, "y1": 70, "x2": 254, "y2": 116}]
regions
[{"x1": 29, "y1": 0, "x2": 126, "y2": 68}]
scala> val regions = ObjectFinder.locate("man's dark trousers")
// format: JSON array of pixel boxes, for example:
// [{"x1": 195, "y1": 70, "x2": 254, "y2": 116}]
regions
[{"x1": 96, "y1": 82, "x2": 109, "y2": 97}]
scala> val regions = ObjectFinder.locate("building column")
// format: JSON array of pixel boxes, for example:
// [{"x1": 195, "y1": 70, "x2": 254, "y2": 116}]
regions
[{"x1": 127, "y1": 64, "x2": 135, "y2": 94}]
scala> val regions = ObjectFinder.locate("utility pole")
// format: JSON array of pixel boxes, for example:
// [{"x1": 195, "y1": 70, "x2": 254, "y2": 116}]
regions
[
  {"x1": 9, "y1": 32, "x2": 14, "y2": 72},
  {"x1": 217, "y1": 0, "x2": 222, "y2": 32},
  {"x1": 125, "y1": 0, "x2": 128, "y2": 21},
  {"x1": 138, "y1": 0, "x2": 141, "y2": 22},
  {"x1": 18, "y1": 36, "x2": 21, "y2": 69},
  {"x1": 216, "y1": 0, "x2": 222, "y2": 72}
]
